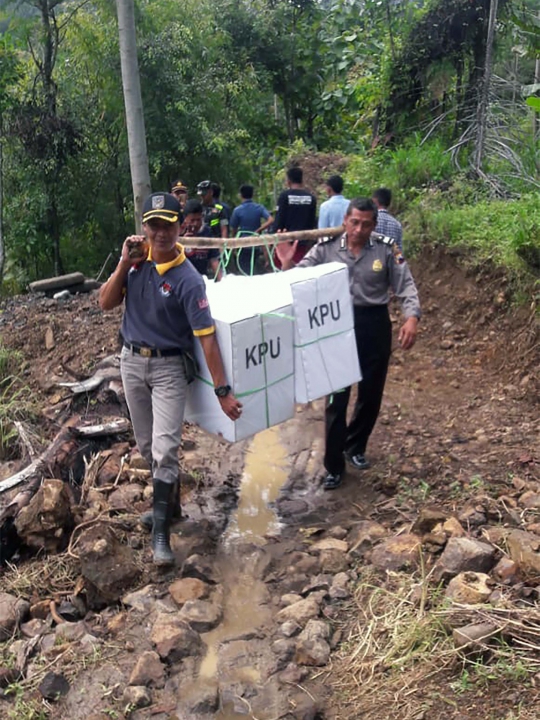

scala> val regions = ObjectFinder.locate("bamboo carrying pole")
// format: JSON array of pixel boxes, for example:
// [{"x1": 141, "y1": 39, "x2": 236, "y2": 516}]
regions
[{"x1": 179, "y1": 226, "x2": 344, "y2": 249}]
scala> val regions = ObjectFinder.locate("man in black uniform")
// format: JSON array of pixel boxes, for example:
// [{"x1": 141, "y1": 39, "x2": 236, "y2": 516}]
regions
[
  {"x1": 276, "y1": 198, "x2": 421, "y2": 490},
  {"x1": 275, "y1": 166, "x2": 317, "y2": 266},
  {"x1": 196, "y1": 180, "x2": 229, "y2": 239},
  {"x1": 180, "y1": 199, "x2": 221, "y2": 277}
]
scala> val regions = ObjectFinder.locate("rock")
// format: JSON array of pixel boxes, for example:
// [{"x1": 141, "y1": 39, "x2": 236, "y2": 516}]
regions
[
  {"x1": 281, "y1": 593, "x2": 303, "y2": 607},
  {"x1": 492, "y1": 557, "x2": 518, "y2": 584},
  {"x1": 411, "y1": 507, "x2": 449, "y2": 534},
  {"x1": 168, "y1": 578, "x2": 210, "y2": 606},
  {"x1": 507, "y1": 530, "x2": 540, "y2": 577},
  {"x1": 30, "y1": 599, "x2": 51, "y2": 620},
  {"x1": 301, "y1": 575, "x2": 333, "y2": 596},
  {"x1": 327, "y1": 526, "x2": 348, "y2": 540},
  {"x1": 77, "y1": 523, "x2": 141, "y2": 607},
  {"x1": 319, "y1": 549, "x2": 349, "y2": 573},
  {"x1": 276, "y1": 598, "x2": 320, "y2": 626},
  {"x1": 129, "y1": 651, "x2": 165, "y2": 688},
  {"x1": 272, "y1": 638, "x2": 296, "y2": 665},
  {"x1": 519, "y1": 491, "x2": 540, "y2": 509},
  {"x1": 14, "y1": 479, "x2": 74, "y2": 553},
  {"x1": 55, "y1": 621, "x2": 87, "y2": 643},
  {"x1": 129, "y1": 452, "x2": 149, "y2": 471},
  {"x1": 96, "y1": 456, "x2": 122, "y2": 485},
  {"x1": 332, "y1": 572, "x2": 350, "y2": 589},
  {"x1": 20, "y1": 619, "x2": 48, "y2": 638},
  {"x1": 453, "y1": 622, "x2": 499, "y2": 650},
  {"x1": 348, "y1": 520, "x2": 387, "y2": 556},
  {"x1": 286, "y1": 552, "x2": 321, "y2": 576},
  {"x1": 107, "y1": 483, "x2": 143, "y2": 510},
  {"x1": 0, "y1": 593, "x2": 30, "y2": 640},
  {"x1": 295, "y1": 622, "x2": 331, "y2": 667},
  {"x1": 45, "y1": 326, "x2": 55, "y2": 350},
  {"x1": 371, "y1": 534, "x2": 421, "y2": 571},
  {"x1": 178, "y1": 600, "x2": 223, "y2": 633},
  {"x1": 79, "y1": 633, "x2": 101, "y2": 656},
  {"x1": 38, "y1": 672, "x2": 70, "y2": 701},
  {"x1": 311, "y1": 538, "x2": 348, "y2": 553},
  {"x1": 184, "y1": 680, "x2": 219, "y2": 714},
  {"x1": 278, "y1": 663, "x2": 309, "y2": 685},
  {"x1": 151, "y1": 614, "x2": 204, "y2": 662},
  {"x1": 434, "y1": 537, "x2": 496, "y2": 581},
  {"x1": 440, "y1": 340, "x2": 454, "y2": 350},
  {"x1": 441, "y1": 517, "x2": 466, "y2": 538},
  {"x1": 182, "y1": 554, "x2": 219, "y2": 584},
  {"x1": 298, "y1": 619, "x2": 330, "y2": 642},
  {"x1": 458, "y1": 505, "x2": 487, "y2": 528},
  {"x1": 122, "y1": 685, "x2": 151, "y2": 709},
  {"x1": 122, "y1": 585, "x2": 160, "y2": 613},
  {"x1": 445, "y1": 572, "x2": 492, "y2": 604},
  {"x1": 56, "y1": 600, "x2": 82, "y2": 622},
  {"x1": 329, "y1": 585, "x2": 350, "y2": 600},
  {"x1": 280, "y1": 621, "x2": 302, "y2": 638},
  {"x1": 0, "y1": 666, "x2": 19, "y2": 688}
]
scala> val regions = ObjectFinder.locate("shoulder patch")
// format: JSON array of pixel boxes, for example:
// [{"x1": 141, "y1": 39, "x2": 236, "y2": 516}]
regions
[{"x1": 375, "y1": 233, "x2": 395, "y2": 246}]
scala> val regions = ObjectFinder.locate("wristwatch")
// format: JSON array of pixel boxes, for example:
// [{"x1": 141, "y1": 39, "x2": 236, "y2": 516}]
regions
[{"x1": 214, "y1": 385, "x2": 231, "y2": 398}]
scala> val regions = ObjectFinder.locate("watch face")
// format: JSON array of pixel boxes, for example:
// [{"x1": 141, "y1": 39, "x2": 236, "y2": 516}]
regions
[{"x1": 215, "y1": 385, "x2": 231, "y2": 398}]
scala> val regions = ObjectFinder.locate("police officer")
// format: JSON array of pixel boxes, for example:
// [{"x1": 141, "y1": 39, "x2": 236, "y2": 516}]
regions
[
  {"x1": 99, "y1": 192, "x2": 242, "y2": 564},
  {"x1": 276, "y1": 197, "x2": 420, "y2": 490},
  {"x1": 196, "y1": 180, "x2": 229, "y2": 239}
]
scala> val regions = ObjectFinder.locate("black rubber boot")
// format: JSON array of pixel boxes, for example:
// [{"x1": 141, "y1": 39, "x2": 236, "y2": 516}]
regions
[
  {"x1": 151, "y1": 479, "x2": 175, "y2": 566},
  {"x1": 140, "y1": 478, "x2": 181, "y2": 531}
]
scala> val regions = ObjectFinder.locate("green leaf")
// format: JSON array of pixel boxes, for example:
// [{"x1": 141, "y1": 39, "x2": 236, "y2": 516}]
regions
[{"x1": 526, "y1": 97, "x2": 540, "y2": 111}]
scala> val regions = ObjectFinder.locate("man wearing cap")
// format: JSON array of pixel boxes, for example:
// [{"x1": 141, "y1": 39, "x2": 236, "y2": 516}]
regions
[
  {"x1": 170, "y1": 180, "x2": 189, "y2": 214},
  {"x1": 99, "y1": 192, "x2": 242, "y2": 566},
  {"x1": 180, "y1": 198, "x2": 221, "y2": 278},
  {"x1": 196, "y1": 180, "x2": 229, "y2": 239}
]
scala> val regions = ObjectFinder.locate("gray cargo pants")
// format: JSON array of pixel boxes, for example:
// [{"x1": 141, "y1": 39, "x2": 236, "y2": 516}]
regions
[{"x1": 120, "y1": 347, "x2": 188, "y2": 485}]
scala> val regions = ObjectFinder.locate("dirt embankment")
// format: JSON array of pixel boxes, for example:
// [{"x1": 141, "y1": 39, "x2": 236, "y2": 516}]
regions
[{"x1": 0, "y1": 247, "x2": 538, "y2": 720}]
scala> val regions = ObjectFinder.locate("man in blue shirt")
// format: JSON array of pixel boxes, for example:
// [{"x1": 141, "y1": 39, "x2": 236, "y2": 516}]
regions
[
  {"x1": 318, "y1": 175, "x2": 350, "y2": 230},
  {"x1": 372, "y1": 188, "x2": 403, "y2": 252},
  {"x1": 229, "y1": 185, "x2": 274, "y2": 274}
]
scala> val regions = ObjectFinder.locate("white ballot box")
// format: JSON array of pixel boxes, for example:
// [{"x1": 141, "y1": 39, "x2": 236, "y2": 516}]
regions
[
  {"x1": 284, "y1": 262, "x2": 361, "y2": 403},
  {"x1": 185, "y1": 279, "x2": 294, "y2": 442}
]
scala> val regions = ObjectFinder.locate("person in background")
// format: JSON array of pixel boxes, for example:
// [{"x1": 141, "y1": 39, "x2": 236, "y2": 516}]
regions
[
  {"x1": 372, "y1": 188, "x2": 403, "y2": 252},
  {"x1": 274, "y1": 166, "x2": 317, "y2": 266},
  {"x1": 170, "y1": 180, "x2": 189, "y2": 214},
  {"x1": 180, "y1": 199, "x2": 221, "y2": 278},
  {"x1": 197, "y1": 180, "x2": 229, "y2": 239},
  {"x1": 229, "y1": 184, "x2": 274, "y2": 274},
  {"x1": 99, "y1": 192, "x2": 241, "y2": 565},
  {"x1": 212, "y1": 182, "x2": 231, "y2": 219},
  {"x1": 275, "y1": 198, "x2": 420, "y2": 491},
  {"x1": 318, "y1": 175, "x2": 349, "y2": 230}
]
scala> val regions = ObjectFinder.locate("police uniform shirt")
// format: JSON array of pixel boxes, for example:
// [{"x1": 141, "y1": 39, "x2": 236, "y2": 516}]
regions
[
  {"x1": 121, "y1": 244, "x2": 215, "y2": 352},
  {"x1": 202, "y1": 203, "x2": 228, "y2": 238},
  {"x1": 297, "y1": 232, "x2": 421, "y2": 319}
]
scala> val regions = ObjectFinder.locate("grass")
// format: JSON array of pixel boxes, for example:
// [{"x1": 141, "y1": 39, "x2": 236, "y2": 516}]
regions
[{"x1": 0, "y1": 375, "x2": 37, "y2": 460}]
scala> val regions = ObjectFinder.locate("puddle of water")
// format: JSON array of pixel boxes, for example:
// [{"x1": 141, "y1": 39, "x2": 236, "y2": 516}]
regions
[
  {"x1": 224, "y1": 426, "x2": 289, "y2": 544},
  {"x1": 199, "y1": 426, "x2": 290, "y2": 682}
]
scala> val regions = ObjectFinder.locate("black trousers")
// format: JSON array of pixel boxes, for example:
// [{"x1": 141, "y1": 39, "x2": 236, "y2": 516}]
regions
[{"x1": 324, "y1": 305, "x2": 392, "y2": 475}]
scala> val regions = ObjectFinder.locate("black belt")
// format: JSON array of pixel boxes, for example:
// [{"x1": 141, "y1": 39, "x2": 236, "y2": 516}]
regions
[{"x1": 123, "y1": 342, "x2": 182, "y2": 358}]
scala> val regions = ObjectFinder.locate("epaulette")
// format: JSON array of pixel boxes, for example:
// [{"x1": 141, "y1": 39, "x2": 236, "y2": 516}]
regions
[{"x1": 375, "y1": 233, "x2": 395, "y2": 246}]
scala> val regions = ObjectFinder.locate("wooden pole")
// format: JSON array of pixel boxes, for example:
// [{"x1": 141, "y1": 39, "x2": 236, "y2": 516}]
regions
[{"x1": 180, "y1": 226, "x2": 344, "y2": 250}]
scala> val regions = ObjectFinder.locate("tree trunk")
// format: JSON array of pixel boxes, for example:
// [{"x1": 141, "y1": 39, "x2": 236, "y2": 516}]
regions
[
  {"x1": 0, "y1": 113, "x2": 4, "y2": 283},
  {"x1": 473, "y1": 0, "x2": 499, "y2": 175},
  {"x1": 116, "y1": 0, "x2": 151, "y2": 232}
]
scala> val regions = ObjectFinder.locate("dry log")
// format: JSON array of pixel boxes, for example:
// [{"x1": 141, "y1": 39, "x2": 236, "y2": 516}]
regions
[
  {"x1": 57, "y1": 363, "x2": 122, "y2": 394},
  {"x1": 29, "y1": 272, "x2": 85, "y2": 294},
  {"x1": 178, "y1": 225, "x2": 344, "y2": 249}
]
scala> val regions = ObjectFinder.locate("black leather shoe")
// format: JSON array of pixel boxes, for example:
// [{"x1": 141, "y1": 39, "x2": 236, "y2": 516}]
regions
[
  {"x1": 345, "y1": 453, "x2": 371, "y2": 470},
  {"x1": 151, "y1": 479, "x2": 175, "y2": 566},
  {"x1": 323, "y1": 472, "x2": 342, "y2": 490}
]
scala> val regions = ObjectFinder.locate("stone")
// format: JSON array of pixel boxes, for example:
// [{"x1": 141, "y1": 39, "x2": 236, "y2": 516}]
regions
[
  {"x1": 30, "y1": 599, "x2": 51, "y2": 620},
  {"x1": 129, "y1": 651, "x2": 165, "y2": 688},
  {"x1": 298, "y1": 619, "x2": 330, "y2": 642},
  {"x1": 319, "y1": 549, "x2": 349, "y2": 573},
  {"x1": 96, "y1": 456, "x2": 122, "y2": 485},
  {"x1": 129, "y1": 452, "x2": 149, "y2": 471},
  {"x1": 122, "y1": 685, "x2": 151, "y2": 709},
  {"x1": 348, "y1": 521, "x2": 387, "y2": 557},
  {"x1": 20, "y1": 619, "x2": 48, "y2": 638},
  {"x1": 55, "y1": 621, "x2": 87, "y2": 643},
  {"x1": 411, "y1": 507, "x2": 449, "y2": 534},
  {"x1": 0, "y1": 593, "x2": 30, "y2": 640},
  {"x1": 332, "y1": 572, "x2": 350, "y2": 589},
  {"x1": 107, "y1": 483, "x2": 143, "y2": 510},
  {"x1": 286, "y1": 552, "x2": 321, "y2": 576},
  {"x1": 79, "y1": 634, "x2": 102, "y2": 656},
  {"x1": 371, "y1": 534, "x2": 421, "y2": 571},
  {"x1": 281, "y1": 593, "x2": 303, "y2": 607},
  {"x1": 0, "y1": 666, "x2": 19, "y2": 688},
  {"x1": 280, "y1": 621, "x2": 302, "y2": 638},
  {"x1": 56, "y1": 600, "x2": 82, "y2": 622},
  {"x1": 278, "y1": 663, "x2": 309, "y2": 685},
  {"x1": 14, "y1": 479, "x2": 73, "y2": 553},
  {"x1": 458, "y1": 505, "x2": 487, "y2": 528},
  {"x1": 272, "y1": 638, "x2": 296, "y2": 664},
  {"x1": 445, "y1": 572, "x2": 492, "y2": 604},
  {"x1": 184, "y1": 680, "x2": 219, "y2": 714},
  {"x1": 441, "y1": 517, "x2": 466, "y2": 538},
  {"x1": 301, "y1": 575, "x2": 333, "y2": 596},
  {"x1": 492, "y1": 557, "x2": 518, "y2": 584},
  {"x1": 329, "y1": 585, "x2": 350, "y2": 600},
  {"x1": 295, "y1": 636, "x2": 331, "y2": 667},
  {"x1": 276, "y1": 598, "x2": 320, "y2": 626},
  {"x1": 310, "y1": 538, "x2": 348, "y2": 553},
  {"x1": 507, "y1": 530, "x2": 540, "y2": 577},
  {"x1": 327, "y1": 526, "x2": 348, "y2": 540},
  {"x1": 38, "y1": 672, "x2": 70, "y2": 701},
  {"x1": 151, "y1": 614, "x2": 204, "y2": 662},
  {"x1": 434, "y1": 537, "x2": 496, "y2": 581},
  {"x1": 168, "y1": 578, "x2": 209, "y2": 606},
  {"x1": 77, "y1": 523, "x2": 141, "y2": 606},
  {"x1": 182, "y1": 554, "x2": 219, "y2": 584},
  {"x1": 453, "y1": 622, "x2": 499, "y2": 650},
  {"x1": 122, "y1": 585, "x2": 160, "y2": 613},
  {"x1": 519, "y1": 491, "x2": 540, "y2": 509},
  {"x1": 178, "y1": 600, "x2": 223, "y2": 633}
]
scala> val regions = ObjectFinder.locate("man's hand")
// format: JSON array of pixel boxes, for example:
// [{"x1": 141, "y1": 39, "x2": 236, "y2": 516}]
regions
[
  {"x1": 275, "y1": 232, "x2": 298, "y2": 270},
  {"x1": 218, "y1": 394, "x2": 243, "y2": 421},
  {"x1": 398, "y1": 317, "x2": 418, "y2": 350},
  {"x1": 123, "y1": 235, "x2": 148, "y2": 264}
]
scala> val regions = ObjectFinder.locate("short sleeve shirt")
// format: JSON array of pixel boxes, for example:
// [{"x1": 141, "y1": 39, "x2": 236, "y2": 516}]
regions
[
  {"x1": 230, "y1": 200, "x2": 270, "y2": 235},
  {"x1": 276, "y1": 189, "x2": 317, "y2": 233},
  {"x1": 121, "y1": 246, "x2": 215, "y2": 353},
  {"x1": 182, "y1": 224, "x2": 220, "y2": 275},
  {"x1": 202, "y1": 203, "x2": 229, "y2": 238}
]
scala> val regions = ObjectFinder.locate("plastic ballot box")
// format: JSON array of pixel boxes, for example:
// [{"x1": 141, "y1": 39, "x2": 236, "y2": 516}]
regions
[{"x1": 185, "y1": 278, "x2": 294, "y2": 442}]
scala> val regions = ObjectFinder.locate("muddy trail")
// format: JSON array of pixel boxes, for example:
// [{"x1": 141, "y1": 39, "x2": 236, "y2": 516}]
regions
[{"x1": 0, "y1": 247, "x2": 539, "y2": 720}]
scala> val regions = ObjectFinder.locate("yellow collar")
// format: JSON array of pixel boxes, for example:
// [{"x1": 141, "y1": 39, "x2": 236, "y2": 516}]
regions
[{"x1": 147, "y1": 243, "x2": 186, "y2": 276}]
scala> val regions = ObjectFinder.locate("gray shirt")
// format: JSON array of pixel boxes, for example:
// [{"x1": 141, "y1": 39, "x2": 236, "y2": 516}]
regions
[{"x1": 297, "y1": 232, "x2": 421, "y2": 319}]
